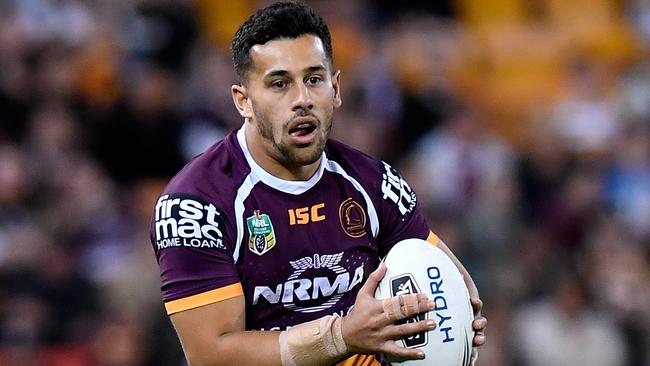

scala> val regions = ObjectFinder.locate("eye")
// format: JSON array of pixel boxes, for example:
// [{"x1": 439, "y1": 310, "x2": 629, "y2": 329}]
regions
[
  {"x1": 271, "y1": 80, "x2": 288, "y2": 89},
  {"x1": 306, "y1": 76, "x2": 323, "y2": 85}
]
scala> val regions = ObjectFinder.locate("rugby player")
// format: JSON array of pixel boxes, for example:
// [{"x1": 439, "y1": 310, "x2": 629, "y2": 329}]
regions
[{"x1": 150, "y1": 2, "x2": 486, "y2": 365}]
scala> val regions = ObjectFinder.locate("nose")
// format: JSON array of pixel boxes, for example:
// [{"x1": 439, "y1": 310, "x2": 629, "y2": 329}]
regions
[{"x1": 292, "y1": 82, "x2": 313, "y2": 112}]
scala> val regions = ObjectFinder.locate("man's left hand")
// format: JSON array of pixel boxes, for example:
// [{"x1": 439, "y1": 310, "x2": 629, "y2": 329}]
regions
[{"x1": 469, "y1": 297, "x2": 487, "y2": 366}]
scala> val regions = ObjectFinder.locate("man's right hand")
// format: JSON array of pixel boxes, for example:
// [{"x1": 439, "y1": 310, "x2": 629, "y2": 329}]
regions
[{"x1": 340, "y1": 262, "x2": 437, "y2": 361}]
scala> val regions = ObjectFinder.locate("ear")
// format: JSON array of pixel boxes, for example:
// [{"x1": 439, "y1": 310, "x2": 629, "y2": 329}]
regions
[
  {"x1": 231, "y1": 84, "x2": 253, "y2": 119},
  {"x1": 332, "y1": 70, "x2": 342, "y2": 109}
]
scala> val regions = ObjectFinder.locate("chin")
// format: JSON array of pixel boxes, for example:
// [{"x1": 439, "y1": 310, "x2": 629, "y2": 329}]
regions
[
  {"x1": 291, "y1": 150, "x2": 322, "y2": 166},
  {"x1": 279, "y1": 137, "x2": 326, "y2": 166}
]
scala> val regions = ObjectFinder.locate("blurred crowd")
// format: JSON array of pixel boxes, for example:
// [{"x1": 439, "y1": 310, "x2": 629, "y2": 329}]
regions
[{"x1": 0, "y1": 0, "x2": 649, "y2": 365}]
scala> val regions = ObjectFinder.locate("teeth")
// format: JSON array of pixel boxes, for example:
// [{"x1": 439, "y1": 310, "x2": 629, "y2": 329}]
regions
[{"x1": 297, "y1": 123, "x2": 310, "y2": 128}]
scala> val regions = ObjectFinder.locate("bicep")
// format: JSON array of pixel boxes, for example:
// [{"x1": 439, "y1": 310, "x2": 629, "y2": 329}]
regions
[
  {"x1": 171, "y1": 295, "x2": 245, "y2": 354},
  {"x1": 170, "y1": 296, "x2": 282, "y2": 366}
]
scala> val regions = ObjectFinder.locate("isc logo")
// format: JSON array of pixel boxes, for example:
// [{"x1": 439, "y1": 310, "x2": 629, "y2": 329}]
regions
[{"x1": 288, "y1": 203, "x2": 325, "y2": 225}]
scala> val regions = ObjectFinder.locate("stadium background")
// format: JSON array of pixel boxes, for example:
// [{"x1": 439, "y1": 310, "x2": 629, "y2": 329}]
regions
[{"x1": 0, "y1": 0, "x2": 649, "y2": 365}]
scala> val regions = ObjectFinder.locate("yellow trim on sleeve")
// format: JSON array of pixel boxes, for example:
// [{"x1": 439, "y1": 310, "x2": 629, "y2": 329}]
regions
[
  {"x1": 426, "y1": 231, "x2": 440, "y2": 246},
  {"x1": 336, "y1": 354, "x2": 381, "y2": 366},
  {"x1": 165, "y1": 283, "x2": 244, "y2": 315}
]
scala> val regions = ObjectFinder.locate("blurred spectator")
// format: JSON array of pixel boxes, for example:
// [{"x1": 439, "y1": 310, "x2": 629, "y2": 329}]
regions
[
  {"x1": 616, "y1": 53, "x2": 650, "y2": 124},
  {"x1": 512, "y1": 269, "x2": 626, "y2": 366},
  {"x1": 516, "y1": 122, "x2": 572, "y2": 224},
  {"x1": 86, "y1": 63, "x2": 185, "y2": 184},
  {"x1": 0, "y1": 9, "x2": 31, "y2": 143},
  {"x1": 540, "y1": 166, "x2": 604, "y2": 253},
  {"x1": 179, "y1": 48, "x2": 240, "y2": 160},
  {"x1": 372, "y1": 0, "x2": 456, "y2": 23},
  {"x1": 13, "y1": 0, "x2": 95, "y2": 47},
  {"x1": 383, "y1": 17, "x2": 467, "y2": 160},
  {"x1": 407, "y1": 103, "x2": 513, "y2": 214},
  {"x1": 548, "y1": 57, "x2": 621, "y2": 155},
  {"x1": 585, "y1": 216, "x2": 650, "y2": 365},
  {"x1": 0, "y1": 145, "x2": 31, "y2": 212},
  {"x1": 90, "y1": 313, "x2": 146, "y2": 366},
  {"x1": 604, "y1": 124, "x2": 650, "y2": 238},
  {"x1": 123, "y1": 0, "x2": 197, "y2": 73},
  {"x1": 629, "y1": 0, "x2": 650, "y2": 45}
]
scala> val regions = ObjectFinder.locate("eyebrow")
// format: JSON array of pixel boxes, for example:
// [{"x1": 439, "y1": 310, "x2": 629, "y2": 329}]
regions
[
  {"x1": 304, "y1": 65, "x2": 327, "y2": 74},
  {"x1": 263, "y1": 65, "x2": 327, "y2": 79}
]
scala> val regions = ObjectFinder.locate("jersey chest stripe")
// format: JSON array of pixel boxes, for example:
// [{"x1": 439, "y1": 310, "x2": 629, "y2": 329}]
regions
[
  {"x1": 233, "y1": 173, "x2": 259, "y2": 263},
  {"x1": 324, "y1": 160, "x2": 379, "y2": 238}
]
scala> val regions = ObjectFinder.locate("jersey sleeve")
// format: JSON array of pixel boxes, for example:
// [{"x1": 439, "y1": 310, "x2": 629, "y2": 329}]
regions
[
  {"x1": 150, "y1": 192, "x2": 242, "y2": 315},
  {"x1": 375, "y1": 161, "x2": 438, "y2": 257}
]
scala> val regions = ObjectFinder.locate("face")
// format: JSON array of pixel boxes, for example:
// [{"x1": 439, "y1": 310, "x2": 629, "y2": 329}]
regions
[{"x1": 233, "y1": 35, "x2": 341, "y2": 168}]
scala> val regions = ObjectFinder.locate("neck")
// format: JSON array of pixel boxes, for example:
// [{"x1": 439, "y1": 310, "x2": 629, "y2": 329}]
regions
[{"x1": 244, "y1": 123, "x2": 321, "y2": 181}]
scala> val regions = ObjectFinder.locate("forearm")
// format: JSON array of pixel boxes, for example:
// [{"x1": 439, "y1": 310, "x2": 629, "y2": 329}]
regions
[
  {"x1": 180, "y1": 330, "x2": 283, "y2": 366},
  {"x1": 435, "y1": 240, "x2": 479, "y2": 297},
  {"x1": 170, "y1": 298, "x2": 285, "y2": 366},
  {"x1": 174, "y1": 314, "x2": 351, "y2": 366}
]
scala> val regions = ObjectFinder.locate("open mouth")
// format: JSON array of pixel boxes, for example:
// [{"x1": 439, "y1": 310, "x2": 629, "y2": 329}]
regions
[{"x1": 289, "y1": 122, "x2": 317, "y2": 137}]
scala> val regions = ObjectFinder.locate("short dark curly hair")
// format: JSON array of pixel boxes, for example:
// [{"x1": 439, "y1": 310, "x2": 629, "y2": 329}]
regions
[{"x1": 231, "y1": 1, "x2": 333, "y2": 85}]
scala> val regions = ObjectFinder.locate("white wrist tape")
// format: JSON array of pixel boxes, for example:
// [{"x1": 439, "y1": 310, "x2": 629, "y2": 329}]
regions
[{"x1": 278, "y1": 315, "x2": 348, "y2": 366}]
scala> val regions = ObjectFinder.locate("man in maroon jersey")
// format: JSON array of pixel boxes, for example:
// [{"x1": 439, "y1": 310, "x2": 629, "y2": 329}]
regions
[{"x1": 150, "y1": 2, "x2": 486, "y2": 365}]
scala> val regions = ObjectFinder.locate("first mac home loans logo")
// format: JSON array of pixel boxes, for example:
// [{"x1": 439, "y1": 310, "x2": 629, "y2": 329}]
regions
[
  {"x1": 381, "y1": 162, "x2": 417, "y2": 219},
  {"x1": 154, "y1": 194, "x2": 226, "y2": 250}
]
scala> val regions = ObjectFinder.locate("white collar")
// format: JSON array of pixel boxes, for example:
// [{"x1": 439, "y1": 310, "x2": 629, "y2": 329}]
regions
[{"x1": 236, "y1": 127, "x2": 326, "y2": 195}]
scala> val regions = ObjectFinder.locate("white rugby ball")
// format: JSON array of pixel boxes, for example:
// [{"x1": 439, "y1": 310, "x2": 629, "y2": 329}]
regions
[{"x1": 375, "y1": 238, "x2": 473, "y2": 366}]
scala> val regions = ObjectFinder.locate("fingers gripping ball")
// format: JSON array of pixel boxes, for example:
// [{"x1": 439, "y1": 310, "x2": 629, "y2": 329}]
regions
[
  {"x1": 382, "y1": 294, "x2": 421, "y2": 322},
  {"x1": 375, "y1": 239, "x2": 474, "y2": 366}
]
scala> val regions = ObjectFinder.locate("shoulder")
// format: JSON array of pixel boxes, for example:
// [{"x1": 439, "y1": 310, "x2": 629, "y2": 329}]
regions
[
  {"x1": 162, "y1": 131, "x2": 250, "y2": 205},
  {"x1": 151, "y1": 131, "x2": 248, "y2": 253},
  {"x1": 153, "y1": 131, "x2": 248, "y2": 237},
  {"x1": 324, "y1": 138, "x2": 417, "y2": 212},
  {"x1": 324, "y1": 139, "x2": 405, "y2": 194},
  {"x1": 324, "y1": 139, "x2": 384, "y2": 180}
]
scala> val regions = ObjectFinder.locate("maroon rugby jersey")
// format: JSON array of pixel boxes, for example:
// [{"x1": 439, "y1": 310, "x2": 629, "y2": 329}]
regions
[{"x1": 150, "y1": 128, "x2": 436, "y2": 365}]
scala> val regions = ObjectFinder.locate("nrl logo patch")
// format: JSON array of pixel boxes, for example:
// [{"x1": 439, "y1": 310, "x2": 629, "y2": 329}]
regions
[{"x1": 247, "y1": 210, "x2": 276, "y2": 255}]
